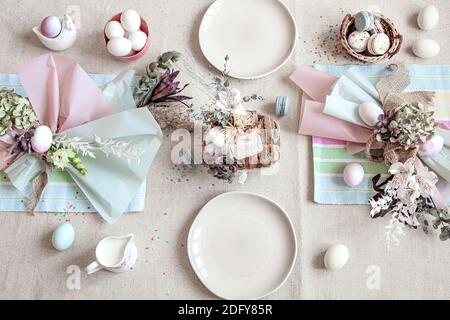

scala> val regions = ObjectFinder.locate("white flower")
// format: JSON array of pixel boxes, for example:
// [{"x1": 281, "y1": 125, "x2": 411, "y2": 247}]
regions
[
  {"x1": 217, "y1": 88, "x2": 241, "y2": 108},
  {"x1": 216, "y1": 88, "x2": 248, "y2": 115},
  {"x1": 232, "y1": 103, "x2": 247, "y2": 116},
  {"x1": 415, "y1": 165, "x2": 438, "y2": 197},
  {"x1": 205, "y1": 127, "x2": 225, "y2": 148},
  {"x1": 388, "y1": 158, "x2": 415, "y2": 175}
]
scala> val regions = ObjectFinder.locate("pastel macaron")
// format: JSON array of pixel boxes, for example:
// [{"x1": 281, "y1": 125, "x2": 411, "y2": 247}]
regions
[
  {"x1": 275, "y1": 96, "x2": 289, "y2": 116},
  {"x1": 348, "y1": 31, "x2": 370, "y2": 53},
  {"x1": 354, "y1": 11, "x2": 375, "y2": 31},
  {"x1": 367, "y1": 33, "x2": 390, "y2": 55}
]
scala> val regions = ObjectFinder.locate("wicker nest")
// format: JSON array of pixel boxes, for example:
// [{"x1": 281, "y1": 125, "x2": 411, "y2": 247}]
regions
[{"x1": 340, "y1": 13, "x2": 402, "y2": 63}]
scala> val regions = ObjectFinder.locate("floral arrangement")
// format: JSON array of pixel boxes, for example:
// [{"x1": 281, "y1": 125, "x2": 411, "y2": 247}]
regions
[
  {"x1": 292, "y1": 64, "x2": 449, "y2": 245},
  {"x1": 369, "y1": 158, "x2": 450, "y2": 246},
  {"x1": 0, "y1": 53, "x2": 162, "y2": 223},
  {"x1": 0, "y1": 88, "x2": 142, "y2": 176},
  {"x1": 134, "y1": 52, "x2": 280, "y2": 183}
]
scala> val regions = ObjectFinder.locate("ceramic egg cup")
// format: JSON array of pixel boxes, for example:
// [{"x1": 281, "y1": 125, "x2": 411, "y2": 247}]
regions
[{"x1": 104, "y1": 13, "x2": 150, "y2": 62}]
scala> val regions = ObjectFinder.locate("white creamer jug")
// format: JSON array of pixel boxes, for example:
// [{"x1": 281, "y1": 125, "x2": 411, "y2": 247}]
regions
[{"x1": 86, "y1": 234, "x2": 137, "y2": 274}]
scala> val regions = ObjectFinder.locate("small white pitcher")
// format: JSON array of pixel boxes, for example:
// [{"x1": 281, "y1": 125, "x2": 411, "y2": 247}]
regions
[{"x1": 86, "y1": 234, "x2": 137, "y2": 275}]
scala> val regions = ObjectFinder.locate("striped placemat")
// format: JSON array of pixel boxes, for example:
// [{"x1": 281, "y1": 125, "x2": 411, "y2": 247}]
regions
[
  {"x1": 312, "y1": 64, "x2": 450, "y2": 204},
  {"x1": 0, "y1": 74, "x2": 146, "y2": 213}
]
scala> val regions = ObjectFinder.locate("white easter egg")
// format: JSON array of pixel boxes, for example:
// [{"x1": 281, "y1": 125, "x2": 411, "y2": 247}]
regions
[
  {"x1": 419, "y1": 135, "x2": 444, "y2": 157},
  {"x1": 127, "y1": 31, "x2": 147, "y2": 51},
  {"x1": 413, "y1": 38, "x2": 440, "y2": 59},
  {"x1": 417, "y1": 5, "x2": 439, "y2": 31},
  {"x1": 120, "y1": 9, "x2": 141, "y2": 32},
  {"x1": 358, "y1": 102, "x2": 384, "y2": 126},
  {"x1": 105, "y1": 20, "x2": 125, "y2": 39},
  {"x1": 52, "y1": 223, "x2": 75, "y2": 251},
  {"x1": 107, "y1": 37, "x2": 132, "y2": 57},
  {"x1": 343, "y1": 163, "x2": 365, "y2": 187},
  {"x1": 324, "y1": 244, "x2": 349, "y2": 270},
  {"x1": 31, "y1": 125, "x2": 53, "y2": 153}
]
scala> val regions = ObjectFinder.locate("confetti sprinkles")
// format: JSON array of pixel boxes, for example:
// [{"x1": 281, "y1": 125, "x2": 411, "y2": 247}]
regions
[{"x1": 300, "y1": 11, "x2": 356, "y2": 64}]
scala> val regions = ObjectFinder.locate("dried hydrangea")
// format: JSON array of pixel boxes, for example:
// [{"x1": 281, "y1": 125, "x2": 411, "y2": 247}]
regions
[
  {"x1": 375, "y1": 102, "x2": 434, "y2": 150},
  {"x1": 392, "y1": 102, "x2": 434, "y2": 148},
  {"x1": 0, "y1": 89, "x2": 38, "y2": 135}
]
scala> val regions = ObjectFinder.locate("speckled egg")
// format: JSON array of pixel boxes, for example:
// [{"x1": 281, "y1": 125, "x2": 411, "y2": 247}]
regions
[
  {"x1": 347, "y1": 30, "x2": 370, "y2": 53},
  {"x1": 358, "y1": 102, "x2": 384, "y2": 127},
  {"x1": 419, "y1": 135, "x2": 444, "y2": 157},
  {"x1": 324, "y1": 244, "x2": 349, "y2": 270},
  {"x1": 52, "y1": 223, "x2": 75, "y2": 251},
  {"x1": 40, "y1": 16, "x2": 62, "y2": 38},
  {"x1": 343, "y1": 163, "x2": 365, "y2": 187},
  {"x1": 31, "y1": 125, "x2": 53, "y2": 153}
]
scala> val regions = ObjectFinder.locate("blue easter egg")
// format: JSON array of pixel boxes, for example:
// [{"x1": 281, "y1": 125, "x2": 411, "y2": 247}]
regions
[{"x1": 52, "y1": 223, "x2": 75, "y2": 251}]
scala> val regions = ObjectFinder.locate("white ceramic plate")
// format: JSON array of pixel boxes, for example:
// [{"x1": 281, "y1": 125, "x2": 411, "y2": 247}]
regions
[
  {"x1": 187, "y1": 191, "x2": 297, "y2": 299},
  {"x1": 199, "y1": 0, "x2": 297, "y2": 79}
]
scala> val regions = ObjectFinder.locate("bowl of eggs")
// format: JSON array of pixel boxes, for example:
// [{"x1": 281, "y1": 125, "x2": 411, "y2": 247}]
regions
[{"x1": 104, "y1": 9, "x2": 150, "y2": 61}]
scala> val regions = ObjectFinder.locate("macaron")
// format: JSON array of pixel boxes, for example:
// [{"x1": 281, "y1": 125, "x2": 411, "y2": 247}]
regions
[
  {"x1": 348, "y1": 31, "x2": 370, "y2": 53},
  {"x1": 369, "y1": 18, "x2": 384, "y2": 35},
  {"x1": 354, "y1": 11, "x2": 375, "y2": 31},
  {"x1": 275, "y1": 96, "x2": 289, "y2": 116},
  {"x1": 367, "y1": 33, "x2": 390, "y2": 55}
]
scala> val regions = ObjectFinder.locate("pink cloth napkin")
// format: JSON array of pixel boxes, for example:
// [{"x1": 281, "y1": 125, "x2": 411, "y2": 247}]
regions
[
  {"x1": 17, "y1": 54, "x2": 112, "y2": 133},
  {"x1": 290, "y1": 65, "x2": 372, "y2": 143}
]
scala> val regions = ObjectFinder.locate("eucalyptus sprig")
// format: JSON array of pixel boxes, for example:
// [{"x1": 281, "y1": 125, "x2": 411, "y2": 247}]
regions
[
  {"x1": 423, "y1": 207, "x2": 450, "y2": 241},
  {"x1": 212, "y1": 55, "x2": 231, "y2": 92}
]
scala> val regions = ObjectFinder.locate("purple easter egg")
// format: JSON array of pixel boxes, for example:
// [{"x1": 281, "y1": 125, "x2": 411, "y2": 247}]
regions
[{"x1": 40, "y1": 16, "x2": 62, "y2": 38}]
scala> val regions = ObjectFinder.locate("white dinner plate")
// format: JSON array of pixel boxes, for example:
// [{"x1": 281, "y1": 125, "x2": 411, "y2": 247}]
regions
[
  {"x1": 199, "y1": 0, "x2": 297, "y2": 79},
  {"x1": 187, "y1": 191, "x2": 297, "y2": 299}
]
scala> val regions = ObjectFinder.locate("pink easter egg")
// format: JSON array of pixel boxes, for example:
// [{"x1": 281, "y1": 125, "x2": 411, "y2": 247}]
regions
[
  {"x1": 358, "y1": 102, "x2": 384, "y2": 127},
  {"x1": 31, "y1": 125, "x2": 53, "y2": 154},
  {"x1": 419, "y1": 135, "x2": 444, "y2": 157},
  {"x1": 343, "y1": 163, "x2": 365, "y2": 187},
  {"x1": 40, "y1": 16, "x2": 62, "y2": 38}
]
